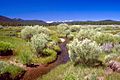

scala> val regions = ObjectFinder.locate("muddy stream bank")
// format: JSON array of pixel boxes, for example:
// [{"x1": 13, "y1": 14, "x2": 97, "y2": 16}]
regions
[{"x1": 22, "y1": 39, "x2": 69, "y2": 80}]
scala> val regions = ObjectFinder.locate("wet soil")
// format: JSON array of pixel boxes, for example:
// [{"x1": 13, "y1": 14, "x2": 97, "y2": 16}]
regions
[
  {"x1": 0, "y1": 71, "x2": 26, "y2": 80},
  {"x1": 0, "y1": 50, "x2": 13, "y2": 60},
  {"x1": 22, "y1": 39, "x2": 69, "y2": 80},
  {"x1": 0, "y1": 56, "x2": 11, "y2": 60},
  {"x1": 0, "y1": 50, "x2": 13, "y2": 56}
]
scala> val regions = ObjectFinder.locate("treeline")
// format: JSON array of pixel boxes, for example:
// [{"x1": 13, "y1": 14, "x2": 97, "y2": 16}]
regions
[
  {"x1": 1, "y1": 15, "x2": 120, "y2": 26},
  {"x1": 49, "y1": 20, "x2": 120, "y2": 26},
  {"x1": 1, "y1": 20, "x2": 120, "y2": 26},
  {"x1": 0, "y1": 21, "x2": 48, "y2": 26}
]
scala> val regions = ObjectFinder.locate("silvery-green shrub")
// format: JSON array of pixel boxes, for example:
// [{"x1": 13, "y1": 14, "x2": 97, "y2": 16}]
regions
[
  {"x1": 117, "y1": 32, "x2": 120, "y2": 36},
  {"x1": 21, "y1": 26, "x2": 35, "y2": 40},
  {"x1": 34, "y1": 25, "x2": 51, "y2": 36},
  {"x1": 67, "y1": 38, "x2": 102, "y2": 64},
  {"x1": 67, "y1": 33, "x2": 74, "y2": 40},
  {"x1": 31, "y1": 33, "x2": 49, "y2": 53},
  {"x1": 112, "y1": 44, "x2": 120, "y2": 54},
  {"x1": 114, "y1": 34, "x2": 120, "y2": 43},
  {"x1": 92, "y1": 32, "x2": 115, "y2": 45},
  {"x1": 69, "y1": 25, "x2": 81, "y2": 32},
  {"x1": 21, "y1": 25, "x2": 50, "y2": 40},
  {"x1": 67, "y1": 39, "x2": 79, "y2": 62},
  {"x1": 57, "y1": 23, "x2": 69, "y2": 33},
  {"x1": 57, "y1": 23, "x2": 70, "y2": 37},
  {"x1": 57, "y1": 23, "x2": 69, "y2": 29},
  {"x1": 75, "y1": 29, "x2": 97, "y2": 41}
]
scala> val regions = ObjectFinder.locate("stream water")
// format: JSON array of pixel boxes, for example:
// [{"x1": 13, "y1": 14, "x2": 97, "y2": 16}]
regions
[{"x1": 22, "y1": 39, "x2": 69, "y2": 80}]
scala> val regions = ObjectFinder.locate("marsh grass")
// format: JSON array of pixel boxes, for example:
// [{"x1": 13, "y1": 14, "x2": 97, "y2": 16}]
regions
[{"x1": 39, "y1": 62, "x2": 105, "y2": 80}]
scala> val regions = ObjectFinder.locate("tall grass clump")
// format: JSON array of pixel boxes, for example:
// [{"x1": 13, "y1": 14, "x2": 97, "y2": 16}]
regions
[
  {"x1": 17, "y1": 44, "x2": 34, "y2": 65},
  {"x1": 0, "y1": 41, "x2": 14, "y2": 52},
  {"x1": 0, "y1": 61, "x2": 24, "y2": 79}
]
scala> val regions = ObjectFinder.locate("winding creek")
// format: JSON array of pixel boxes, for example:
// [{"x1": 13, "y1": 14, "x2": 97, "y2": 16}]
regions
[{"x1": 22, "y1": 39, "x2": 69, "y2": 80}]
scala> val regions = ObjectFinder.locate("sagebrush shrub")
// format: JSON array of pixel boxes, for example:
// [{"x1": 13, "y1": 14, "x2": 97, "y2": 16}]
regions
[
  {"x1": 67, "y1": 38, "x2": 102, "y2": 64},
  {"x1": 31, "y1": 33, "x2": 49, "y2": 53},
  {"x1": 75, "y1": 29, "x2": 97, "y2": 41},
  {"x1": 57, "y1": 24, "x2": 68, "y2": 33},
  {"x1": 117, "y1": 32, "x2": 120, "y2": 36},
  {"x1": 114, "y1": 34, "x2": 120, "y2": 43},
  {"x1": 112, "y1": 44, "x2": 120, "y2": 54},
  {"x1": 21, "y1": 26, "x2": 35, "y2": 40},
  {"x1": 21, "y1": 25, "x2": 51, "y2": 40},
  {"x1": 57, "y1": 23, "x2": 69, "y2": 30},
  {"x1": 57, "y1": 23, "x2": 70, "y2": 37},
  {"x1": 69, "y1": 25, "x2": 81, "y2": 32},
  {"x1": 35, "y1": 25, "x2": 51, "y2": 36},
  {"x1": 67, "y1": 33, "x2": 74, "y2": 40},
  {"x1": 92, "y1": 32, "x2": 115, "y2": 45}
]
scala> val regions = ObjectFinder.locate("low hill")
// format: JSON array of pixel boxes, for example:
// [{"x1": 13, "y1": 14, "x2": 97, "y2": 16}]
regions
[
  {"x1": 1, "y1": 15, "x2": 120, "y2": 26},
  {"x1": 0, "y1": 15, "x2": 47, "y2": 26}
]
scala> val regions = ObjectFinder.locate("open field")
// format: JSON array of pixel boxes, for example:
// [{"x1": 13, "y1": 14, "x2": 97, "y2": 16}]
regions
[{"x1": 0, "y1": 24, "x2": 120, "y2": 80}]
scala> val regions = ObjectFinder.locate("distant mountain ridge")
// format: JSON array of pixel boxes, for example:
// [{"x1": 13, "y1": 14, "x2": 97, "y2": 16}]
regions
[
  {"x1": 0, "y1": 15, "x2": 47, "y2": 26},
  {"x1": 0, "y1": 15, "x2": 120, "y2": 26},
  {"x1": 0, "y1": 15, "x2": 15, "y2": 22}
]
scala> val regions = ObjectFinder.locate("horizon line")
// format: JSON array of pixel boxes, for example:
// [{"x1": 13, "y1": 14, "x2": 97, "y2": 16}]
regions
[{"x1": 1, "y1": 15, "x2": 120, "y2": 22}]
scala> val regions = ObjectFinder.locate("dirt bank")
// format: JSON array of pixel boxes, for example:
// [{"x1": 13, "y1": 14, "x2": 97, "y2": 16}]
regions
[{"x1": 22, "y1": 39, "x2": 69, "y2": 80}]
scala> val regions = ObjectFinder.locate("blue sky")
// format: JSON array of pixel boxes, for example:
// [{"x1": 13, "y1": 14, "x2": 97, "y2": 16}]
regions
[{"x1": 0, "y1": 0, "x2": 120, "y2": 21}]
